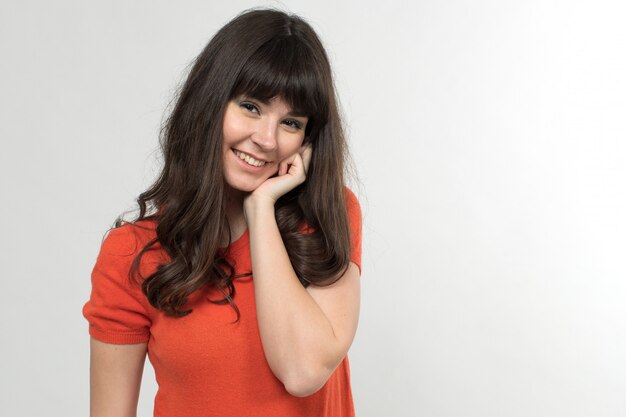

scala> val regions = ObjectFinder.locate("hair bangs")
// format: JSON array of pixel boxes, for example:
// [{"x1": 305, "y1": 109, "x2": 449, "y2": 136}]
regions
[{"x1": 230, "y1": 36, "x2": 327, "y2": 124}]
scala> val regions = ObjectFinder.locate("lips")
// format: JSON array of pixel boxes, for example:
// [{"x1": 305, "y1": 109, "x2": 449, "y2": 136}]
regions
[{"x1": 232, "y1": 149, "x2": 267, "y2": 167}]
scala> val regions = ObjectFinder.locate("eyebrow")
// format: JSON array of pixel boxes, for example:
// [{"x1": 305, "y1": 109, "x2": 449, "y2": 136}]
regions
[
  {"x1": 287, "y1": 110, "x2": 308, "y2": 118},
  {"x1": 247, "y1": 96, "x2": 308, "y2": 118}
]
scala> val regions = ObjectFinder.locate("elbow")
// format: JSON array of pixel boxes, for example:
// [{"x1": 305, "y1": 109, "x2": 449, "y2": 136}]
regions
[
  {"x1": 284, "y1": 380, "x2": 322, "y2": 398},
  {"x1": 281, "y1": 366, "x2": 331, "y2": 397}
]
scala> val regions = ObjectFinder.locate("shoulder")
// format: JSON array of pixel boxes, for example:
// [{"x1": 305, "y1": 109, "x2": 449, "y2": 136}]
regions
[
  {"x1": 89, "y1": 220, "x2": 161, "y2": 305},
  {"x1": 99, "y1": 219, "x2": 158, "y2": 258},
  {"x1": 343, "y1": 185, "x2": 358, "y2": 203},
  {"x1": 343, "y1": 186, "x2": 362, "y2": 224},
  {"x1": 343, "y1": 186, "x2": 360, "y2": 210},
  {"x1": 85, "y1": 222, "x2": 155, "y2": 343},
  {"x1": 94, "y1": 219, "x2": 164, "y2": 277},
  {"x1": 342, "y1": 186, "x2": 363, "y2": 270}
]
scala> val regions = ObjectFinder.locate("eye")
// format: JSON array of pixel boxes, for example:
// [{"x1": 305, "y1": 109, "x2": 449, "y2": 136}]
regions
[
  {"x1": 240, "y1": 101, "x2": 259, "y2": 114},
  {"x1": 282, "y1": 119, "x2": 303, "y2": 130}
]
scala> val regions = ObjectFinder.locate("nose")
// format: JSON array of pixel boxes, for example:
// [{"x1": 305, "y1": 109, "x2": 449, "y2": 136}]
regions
[{"x1": 250, "y1": 119, "x2": 278, "y2": 152}]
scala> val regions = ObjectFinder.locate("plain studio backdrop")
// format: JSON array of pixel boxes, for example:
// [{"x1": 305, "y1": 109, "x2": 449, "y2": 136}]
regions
[{"x1": 1, "y1": 0, "x2": 625, "y2": 416}]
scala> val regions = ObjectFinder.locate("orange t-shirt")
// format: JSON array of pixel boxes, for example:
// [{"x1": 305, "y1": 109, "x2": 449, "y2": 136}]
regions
[{"x1": 83, "y1": 188, "x2": 362, "y2": 417}]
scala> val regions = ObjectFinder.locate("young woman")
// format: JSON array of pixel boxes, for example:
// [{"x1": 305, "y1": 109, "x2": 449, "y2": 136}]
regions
[{"x1": 83, "y1": 8, "x2": 362, "y2": 417}]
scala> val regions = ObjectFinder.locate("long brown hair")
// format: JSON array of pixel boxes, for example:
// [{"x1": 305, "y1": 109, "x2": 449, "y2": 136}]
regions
[{"x1": 116, "y1": 8, "x2": 353, "y2": 318}]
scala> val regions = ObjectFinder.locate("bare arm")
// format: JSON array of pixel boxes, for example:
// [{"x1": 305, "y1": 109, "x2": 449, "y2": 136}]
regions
[
  {"x1": 90, "y1": 338, "x2": 147, "y2": 417},
  {"x1": 243, "y1": 145, "x2": 362, "y2": 397},
  {"x1": 247, "y1": 204, "x2": 361, "y2": 396}
]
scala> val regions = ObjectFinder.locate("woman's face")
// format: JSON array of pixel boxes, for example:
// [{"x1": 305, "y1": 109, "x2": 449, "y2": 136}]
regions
[{"x1": 222, "y1": 95, "x2": 309, "y2": 194}]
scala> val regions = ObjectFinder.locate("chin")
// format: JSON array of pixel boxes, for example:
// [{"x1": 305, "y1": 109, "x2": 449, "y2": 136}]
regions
[{"x1": 225, "y1": 179, "x2": 263, "y2": 194}]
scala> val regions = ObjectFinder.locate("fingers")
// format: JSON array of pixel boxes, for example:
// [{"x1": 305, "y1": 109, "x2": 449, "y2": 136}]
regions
[
  {"x1": 277, "y1": 143, "x2": 313, "y2": 178},
  {"x1": 278, "y1": 159, "x2": 290, "y2": 176},
  {"x1": 252, "y1": 145, "x2": 313, "y2": 202},
  {"x1": 278, "y1": 151, "x2": 296, "y2": 176}
]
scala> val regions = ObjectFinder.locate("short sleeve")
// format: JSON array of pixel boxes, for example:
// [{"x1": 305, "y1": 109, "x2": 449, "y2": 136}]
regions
[
  {"x1": 82, "y1": 225, "x2": 151, "y2": 344},
  {"x1": 344, "y1": 187, "x2": 363, "y2": 273}
]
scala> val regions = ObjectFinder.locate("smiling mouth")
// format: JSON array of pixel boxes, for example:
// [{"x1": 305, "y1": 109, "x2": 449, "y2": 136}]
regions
[{"x1": 233, "y1": 149, "x2": 267, "y2": 167}]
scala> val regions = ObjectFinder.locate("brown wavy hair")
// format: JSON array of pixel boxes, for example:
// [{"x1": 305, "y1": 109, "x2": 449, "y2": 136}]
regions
[{"x1": 115, "y1": 8, "x2": 353, "y2": 318}]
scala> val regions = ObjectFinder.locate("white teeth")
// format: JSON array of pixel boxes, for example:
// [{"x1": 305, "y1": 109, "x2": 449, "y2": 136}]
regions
[{"x1": 234, "y1": 150, "x2": 266, "y2": 167}]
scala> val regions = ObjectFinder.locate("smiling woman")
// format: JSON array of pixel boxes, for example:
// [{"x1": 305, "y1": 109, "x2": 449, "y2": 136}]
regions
[
  {"x1": 221, "y1": 96, "x2": 309, "y2": 193},
  {"x1": 83, "y1": 8, "x2": 362, "y2": 417}
]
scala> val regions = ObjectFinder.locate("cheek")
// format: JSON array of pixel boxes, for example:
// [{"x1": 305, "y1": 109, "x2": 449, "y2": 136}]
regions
[
  {"x1": 222, "y1": 111, "x2": 249, "y2": 146},
  {"x1": 222, "y1": 124, "x2": 237, "y2": 147},
  {"x1": 279, "y1": 137, "x2": 305, "y2": 159}
]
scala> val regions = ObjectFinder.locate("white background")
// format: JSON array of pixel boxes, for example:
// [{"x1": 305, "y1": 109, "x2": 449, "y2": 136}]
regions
[{"x1": 1, "y1": 0, "x2": 625, "y2": 416}]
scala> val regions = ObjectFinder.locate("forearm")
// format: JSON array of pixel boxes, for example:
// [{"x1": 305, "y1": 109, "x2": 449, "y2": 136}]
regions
[{"x1": 246, "y1": 199, "x2": 342, "y2": 395}]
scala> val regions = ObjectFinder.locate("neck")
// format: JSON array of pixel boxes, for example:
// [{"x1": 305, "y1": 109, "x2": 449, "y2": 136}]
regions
[{"x1": 221, "y1": 187, "x2": 247, "y2": 246}]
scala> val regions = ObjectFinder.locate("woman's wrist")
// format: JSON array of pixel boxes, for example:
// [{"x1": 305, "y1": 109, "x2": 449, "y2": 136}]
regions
[{"x1": 243, "y1": 194, "x2": 277, "y2": 225}]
